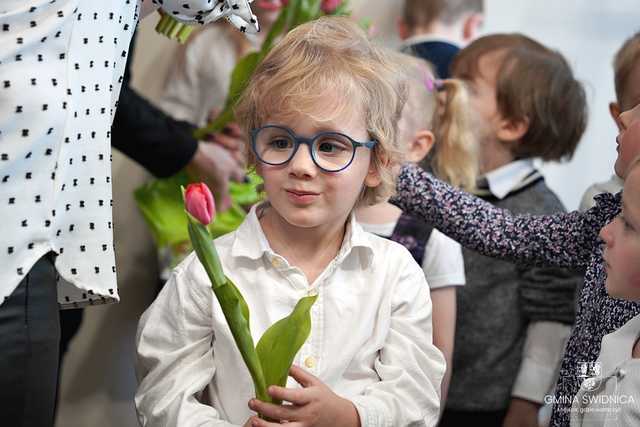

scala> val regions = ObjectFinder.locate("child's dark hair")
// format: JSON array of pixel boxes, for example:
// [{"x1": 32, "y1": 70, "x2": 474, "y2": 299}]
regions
[
  {"x1": 402, "y1": 0, "x2": 484, "y2": 31},
  {"x1": 614, "y1": 31, "x2": 640, "y2": 110},
  {"x1": 452, "y1": 33, "x2": 587, "y2": 162}
]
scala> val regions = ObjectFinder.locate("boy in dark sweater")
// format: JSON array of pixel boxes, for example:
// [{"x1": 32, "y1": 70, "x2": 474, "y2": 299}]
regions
[
  {"x1": 398, "y1": 0, "x2": 484, "y2": 78},
  {"x1": 438, "y1": 34, "x2": 587, "y2": 427}
]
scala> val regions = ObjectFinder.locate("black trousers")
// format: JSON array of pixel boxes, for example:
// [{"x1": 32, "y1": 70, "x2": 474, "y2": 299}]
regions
[
  {"x1": 439, "y1": 408, "x2": 507, "y2": 427},
  {"x1": 0, "y1": 253, "x2": 60, "y2": 427}
]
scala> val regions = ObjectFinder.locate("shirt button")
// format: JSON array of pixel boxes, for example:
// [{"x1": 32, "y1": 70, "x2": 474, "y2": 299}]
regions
[{"x1": 304, "y1": 356, "x2": 317, "y2": 369}]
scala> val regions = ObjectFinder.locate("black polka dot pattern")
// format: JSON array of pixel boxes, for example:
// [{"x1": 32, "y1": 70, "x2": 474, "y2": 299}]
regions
[
  {"x1": 150, "y1": 0, "x2": 260, "y2": 32},
  {"x1": 1, "y1": 0, "x2": 232, "y2": 309}
]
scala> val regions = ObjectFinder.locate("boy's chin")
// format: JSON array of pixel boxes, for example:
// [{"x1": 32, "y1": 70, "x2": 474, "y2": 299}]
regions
[
  {"x1": 614, "y1": 160, "x2": 625, "y2": 179},
  {"x1": 605, "y1": 279, "x2": 636, "y2": 301}
]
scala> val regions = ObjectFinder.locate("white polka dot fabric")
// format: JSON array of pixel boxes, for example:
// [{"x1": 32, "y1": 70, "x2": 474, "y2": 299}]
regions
[{"x1": 0, "y1": 0, "x2": 256, "y2": 309}]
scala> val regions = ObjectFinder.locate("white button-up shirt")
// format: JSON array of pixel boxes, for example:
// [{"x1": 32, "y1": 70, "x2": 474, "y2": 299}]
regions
[
  {"x1": 570, "y1": 314, "x2": 640, "y2": 426},
  {"x1": 0, "y1": 0, "x2": 254, "y2": 308},
  {"x1": 136, "y1": 204, "x2": 445, "y2": 426}
]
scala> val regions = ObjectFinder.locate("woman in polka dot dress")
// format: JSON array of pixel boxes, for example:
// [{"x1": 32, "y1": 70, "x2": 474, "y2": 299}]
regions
[{"x1": 0, "y1": 1, "x2": 258, "y2": 425}]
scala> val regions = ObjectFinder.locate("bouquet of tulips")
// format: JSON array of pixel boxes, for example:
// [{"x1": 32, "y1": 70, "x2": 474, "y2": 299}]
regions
[{"x1": 182, "y1": 182, "x2": 317, "y2": 407}]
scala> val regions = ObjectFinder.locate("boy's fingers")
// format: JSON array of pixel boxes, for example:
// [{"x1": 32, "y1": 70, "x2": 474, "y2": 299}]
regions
[
  {"x1": 249, "y1": 416, "x2": 283, "y2": 427},
  {"x1": 289, "y1": 365, "x2": 318, "y2": 388},
  {"x1": 248, "y1": 399, "x2": 300, "y2": 422},
  {"x1": 267, "y1": 384, "x2": 311, "y2": 406}
]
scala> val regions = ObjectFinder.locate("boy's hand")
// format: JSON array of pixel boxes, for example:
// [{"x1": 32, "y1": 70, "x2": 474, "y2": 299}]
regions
[
  {"x1": 502, "y1": 398, "x2": 541, "y2": 427},
  {"x1": 247, "y1": 365, "x2": 360, "y2": 427}
]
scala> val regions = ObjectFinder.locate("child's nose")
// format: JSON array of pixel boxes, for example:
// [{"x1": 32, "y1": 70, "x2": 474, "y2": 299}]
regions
[
  {"x1": 288, "y1": 143, "x2": 317, "y2": 176},
  {"x1": 618, "y1": 111, "x2": 630, "y2": 131},
  {"x1": 599, "y1": 220, "x2": 615, "y2": 246}
]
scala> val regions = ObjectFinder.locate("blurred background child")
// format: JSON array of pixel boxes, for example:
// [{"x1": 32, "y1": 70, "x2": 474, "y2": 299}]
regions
[
  {"x1": 435, "y1": 33, "x2": 586, "y2": 427},
  {"x1": 398, "y1": 0, "x2": 484, "y2": 78},
  {"x1": 355, "y1": 52, "x2": 476, "y2": 406},
  {"x1": 579, "y1": 32, "x2": 640, "y2": 211}
]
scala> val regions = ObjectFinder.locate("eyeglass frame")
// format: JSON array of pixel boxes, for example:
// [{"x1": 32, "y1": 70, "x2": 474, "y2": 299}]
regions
[{"x1": 249, "y1": 124, "x2": 378, "y2": 173}]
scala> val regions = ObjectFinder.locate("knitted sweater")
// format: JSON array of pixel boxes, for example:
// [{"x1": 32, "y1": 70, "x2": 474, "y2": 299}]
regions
[
  {"x1": 446, "y1": 177, "x2": 580, "y2": 412},
  {"x1": 390, "y1": 164, "x2": 640, "y2": 426}
]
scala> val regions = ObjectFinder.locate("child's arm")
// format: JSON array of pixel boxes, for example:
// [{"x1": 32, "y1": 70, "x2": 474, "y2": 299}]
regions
[
  {"x1": 505, "y1": 322, "x2": 571, "y2": 427},
  {"x1": 135, "y1": 256, "x2": 241, "y2": 427},
  {"x1": 430, "y1": 287, "x2": 456, "y2": 406},
  {"x1": 391, "y1": 164, "x2": 620, "y2": 269},
  {"x1": 349, "y1": 256, "x2": 446, "y2": 426}
]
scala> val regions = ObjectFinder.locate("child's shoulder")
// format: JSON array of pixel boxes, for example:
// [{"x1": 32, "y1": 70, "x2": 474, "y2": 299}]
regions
[{"x1": 358, "y1": 226, "x2": 425, "y2": 273}]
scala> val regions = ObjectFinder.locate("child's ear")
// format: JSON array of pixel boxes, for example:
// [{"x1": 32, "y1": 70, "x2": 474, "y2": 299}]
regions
[
  {"x1": 610, "y1": 102, "x2": 624, "y2": 131},
  {"x1": 496, "y1": 116, "x2": 529, "y2": 143},
  {"x1": 462, "y1": 13, "x2": 484, "y2": 43},
  {"x1": 364, "y1": 159, "x2": 382, "y2": 188},
  {"x1": 407, "y1": 130, "x2": 435, "y2": 163},
  {"x1": 396, "y1": 17, "x2": 410, "y2": 41}
]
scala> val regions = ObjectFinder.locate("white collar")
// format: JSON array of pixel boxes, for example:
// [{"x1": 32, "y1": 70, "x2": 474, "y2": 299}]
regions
[
  {"x1": 399, "y1": 34, "x2": 460, "y2": 51},
  {"x1": 230, "y1": 203, "x2": 375, "y2": 267},
  {"x1": 483, "y1": 159, "x2": 538, "y2": 200},
  {"x1": 598, "y1": 314, "x2": 640, "y2": 376}
]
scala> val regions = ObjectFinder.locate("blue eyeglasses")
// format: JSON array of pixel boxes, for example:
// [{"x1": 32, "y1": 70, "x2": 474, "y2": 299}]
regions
[{"x1": 250, "y1": 125, "x2": 378, "y2": 172}]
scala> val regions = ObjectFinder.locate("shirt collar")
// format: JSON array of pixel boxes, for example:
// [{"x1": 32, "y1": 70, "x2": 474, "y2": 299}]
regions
[
  {"x1": 231, "y1": 203, "x2": 375, "y2": 266},
  {"x1": 399, "y1": 34, "x2": 460, "y2": 52},
  {"x1": 597, "y1": 314, "x2": 640, "y2": 376},
  {"x1": 482, "y1": 159, "x2": 538, "y2": 200}
]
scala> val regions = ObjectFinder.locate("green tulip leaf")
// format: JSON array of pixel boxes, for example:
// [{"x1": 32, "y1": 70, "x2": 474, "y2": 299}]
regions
[
  {"x1": 186, "y1": 215, "x2": 270, "y2": 402},
  {"x1": 256, "y1": 294, "x2": 318, "y2": 403}
]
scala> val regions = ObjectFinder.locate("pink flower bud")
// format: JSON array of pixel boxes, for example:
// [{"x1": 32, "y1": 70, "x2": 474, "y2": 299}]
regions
[
  {"x1": 321, "y1": 0, "x2": 341, "y2": 13},
  {"x1": 185, "y1": 183, "x2": 216, "y2": 225}
]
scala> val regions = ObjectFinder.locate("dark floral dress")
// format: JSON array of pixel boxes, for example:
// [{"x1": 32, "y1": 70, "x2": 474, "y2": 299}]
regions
[{"x1": 390, "y1": 164, "x2": 640, "y2": 426}]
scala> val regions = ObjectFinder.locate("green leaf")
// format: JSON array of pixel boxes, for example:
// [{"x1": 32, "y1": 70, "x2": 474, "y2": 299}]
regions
[
  {"x1": 229, "y1": 170, "x2": 263, "y2": 206},
  {"x1": 186, "y1": 214, "x2": 270, "y2": 402},
  {"x1": 187, "y1": 218, "x2": 227, "y2": 287},
  {"x1": 155, "y1": 14, "x2": 194, "y2": 44},
  {"x1": 255, "y1": 294, "x2": 318, "y2": 404},
  {"x1": 134, "y1": 173, "x2": 191, "y2": 246},
  {"x1": 134, "y1": 170, "x2": 263, "y2": 246}
]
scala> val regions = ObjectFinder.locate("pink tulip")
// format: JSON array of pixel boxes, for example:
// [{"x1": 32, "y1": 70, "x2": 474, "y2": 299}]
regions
[
  {"x1": 321, "y1": 0, "x2": 341, "y2": 13},
  {"x1": 185, "y1": 183, "x2": 216, "y2": 225}
]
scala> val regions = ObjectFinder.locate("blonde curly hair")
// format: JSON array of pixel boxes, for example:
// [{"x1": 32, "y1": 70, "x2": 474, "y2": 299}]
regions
[{"x1": 235, "y1": 16, "x2": 407, "y2": 206}]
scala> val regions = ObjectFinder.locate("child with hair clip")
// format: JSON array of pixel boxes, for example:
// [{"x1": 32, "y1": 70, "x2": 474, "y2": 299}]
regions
[
  {"x1": 570, "y1": 154, "x2": 640, "y2": 426},
  {"x1": 391, "y1": 67, "x2": 640, "y2": 427},
  {"x1": 355, "y1": 52, "x2": 476, "y2": 406},
  {"x1": 135, "y1": 16, "x2": 445, "y2": 427}
]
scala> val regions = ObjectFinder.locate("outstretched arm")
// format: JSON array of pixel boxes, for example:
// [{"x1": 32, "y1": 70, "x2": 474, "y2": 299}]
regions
[{"x1": 390, "y1": 164, "x2": 619, "y2": 269}]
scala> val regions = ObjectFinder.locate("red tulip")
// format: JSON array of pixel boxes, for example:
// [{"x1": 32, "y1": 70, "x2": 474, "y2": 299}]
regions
[
  {"x1": 321, "y1": 0, "x2": 341, "y2": 13},
  {"x1": 185, "y1": 183, "x2": 216, "y2": 225}
]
